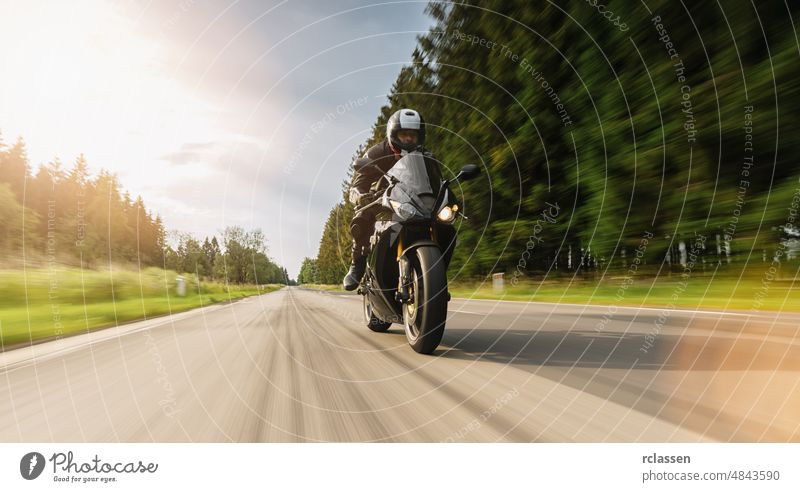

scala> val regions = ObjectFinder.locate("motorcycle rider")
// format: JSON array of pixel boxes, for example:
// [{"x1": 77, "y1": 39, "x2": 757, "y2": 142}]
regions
[{"x1": 342, "y1": 108, "x2": 455, "y2": 291}]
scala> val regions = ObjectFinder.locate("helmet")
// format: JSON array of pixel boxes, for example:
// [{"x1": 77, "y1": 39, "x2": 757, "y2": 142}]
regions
[{"x1": 386, "y1": 108, "x2": 425, "y2": 152}]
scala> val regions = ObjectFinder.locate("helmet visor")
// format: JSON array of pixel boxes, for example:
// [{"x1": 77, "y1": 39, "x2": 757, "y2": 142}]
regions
[{"x1": 396, "y1": 129, "x2": 419, "y2": 146}]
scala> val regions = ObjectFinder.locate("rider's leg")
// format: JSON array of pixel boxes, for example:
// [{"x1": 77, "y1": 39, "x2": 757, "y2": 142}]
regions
[{"x1": 343, "y1": 209, "x2": 376, "y2": 290}]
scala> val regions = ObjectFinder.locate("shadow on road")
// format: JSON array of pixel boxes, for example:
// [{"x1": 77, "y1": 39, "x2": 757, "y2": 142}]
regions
[{"x1": 436, "y1": 328, "x2": 800, "y2": 371}]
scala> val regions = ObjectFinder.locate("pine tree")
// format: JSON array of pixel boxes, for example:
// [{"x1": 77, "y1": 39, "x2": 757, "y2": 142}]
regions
[{"x1": 0, "y1": 137, "x2": 31, "y2": 204}]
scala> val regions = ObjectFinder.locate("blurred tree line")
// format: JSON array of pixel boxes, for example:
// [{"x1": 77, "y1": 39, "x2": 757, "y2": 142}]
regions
[
  {"x1": 0, "y1": 134, "x2": 288, "y2": 284},
  {"x1": 305, "y1": 0, "x2": 800, "y2": 283},
  {"x1": 297, "y1": 257, "x2": 318, "y2": 284},
  {"x1": 163, "y1": 227, "x2": 289, "y2": 284}
]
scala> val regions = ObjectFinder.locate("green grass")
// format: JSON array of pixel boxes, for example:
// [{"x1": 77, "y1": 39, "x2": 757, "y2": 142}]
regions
[
  {"x1": 0, "y1": 267, "x2": 283, "y2": 348},
  {"x1": 300, "y1": 274, "x2": 799, "y2": 312},
  {"x1": 448, "y1": 275, "x2": 799, "y2": 312},
  {"x1": 298, "y1": 283, "x2": 346, "y2": 292}
]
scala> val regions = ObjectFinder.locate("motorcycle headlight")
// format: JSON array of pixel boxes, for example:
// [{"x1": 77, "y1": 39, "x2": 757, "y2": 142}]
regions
[
  {"x1": 389, "y1": 199, "x2": 419, "y2": 220},
  {"x1": 437, "y1": 204, "x2": 457, "y2": 223}
]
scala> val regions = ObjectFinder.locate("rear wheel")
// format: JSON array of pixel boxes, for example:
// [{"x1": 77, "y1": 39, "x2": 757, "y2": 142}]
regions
[
  {"x1": 364, "y1": 293, "x2": 391, "y2": 332},
  {"x1": 403, "y1": 246, "x2": 448, "y2": 354}
]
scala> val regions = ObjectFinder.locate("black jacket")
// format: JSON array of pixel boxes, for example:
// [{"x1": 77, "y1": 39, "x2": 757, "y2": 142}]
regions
[
  {"x1": 351, "y1": 139, "x2": 399, "y2": 194},
  {"x1": 351, "y1": 139, "x2": 442, "y2": 194}
]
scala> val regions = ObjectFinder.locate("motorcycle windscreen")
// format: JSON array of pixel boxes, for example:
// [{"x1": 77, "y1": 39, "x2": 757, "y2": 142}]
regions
[{"x1": 386, "y1": 152, "x2": 437, "y2": 213}]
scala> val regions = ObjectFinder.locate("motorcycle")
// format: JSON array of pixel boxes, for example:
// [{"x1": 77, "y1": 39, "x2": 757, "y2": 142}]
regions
[{"x1": 355, "y1": 151, "x2": 480, "y2": 354}]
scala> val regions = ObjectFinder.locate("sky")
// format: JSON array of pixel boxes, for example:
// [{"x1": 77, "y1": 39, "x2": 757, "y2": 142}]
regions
[{"x1": 0, "y1": 0, "x2": 433, "y2": 277}]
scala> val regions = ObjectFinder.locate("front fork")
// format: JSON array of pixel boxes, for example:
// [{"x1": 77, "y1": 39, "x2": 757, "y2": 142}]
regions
[
  {"x1": 396, "y1": 229, "x2": 411, "y2": 303},
  {"x1": 394, "y1": 225, "x2": 437, "y2": 304},
  {"x1": 396, "y1": 256, "x2": 412, "y2": 303}
]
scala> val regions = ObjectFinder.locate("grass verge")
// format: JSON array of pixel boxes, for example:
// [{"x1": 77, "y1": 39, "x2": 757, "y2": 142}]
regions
[
  {"x1": 0, "y1": 267, "x2": 282, "y2": 348},
  {"x1": 448, "y1": 275, "x2": 799, "y2": 312},
  {"x1": 300, "y1": 274, "x2": 799, "y2": 313},
  {"x1": 298, "y1": 283, "x2": 346, "y2": 292}
]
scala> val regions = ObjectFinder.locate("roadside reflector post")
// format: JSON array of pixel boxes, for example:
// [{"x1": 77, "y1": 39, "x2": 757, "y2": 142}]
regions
[
  {"x1": 492, "y1": 272, "x2": 505, "y2": 294},
  {"x1": 176, "y1": 275, "x2": 186, "y2": 297}
]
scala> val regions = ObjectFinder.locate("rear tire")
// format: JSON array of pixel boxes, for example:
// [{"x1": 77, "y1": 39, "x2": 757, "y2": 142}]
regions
[
  {"x1": 403, "y1": 246, "x2": 448, "y2": 354},
  {"x1": 364, "y1": 293, "x2": 391, "y2": 332}
]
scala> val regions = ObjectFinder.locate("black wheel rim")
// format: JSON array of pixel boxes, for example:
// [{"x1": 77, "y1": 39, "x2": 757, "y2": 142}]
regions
[{"x1": 404, "y1": 266, "x2": 420, "y2": 341}]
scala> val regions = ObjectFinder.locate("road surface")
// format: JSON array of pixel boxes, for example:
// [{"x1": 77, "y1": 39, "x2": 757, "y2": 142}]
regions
[{"x1": 1, "y1": 287, "x2": 798, "y2": 442}]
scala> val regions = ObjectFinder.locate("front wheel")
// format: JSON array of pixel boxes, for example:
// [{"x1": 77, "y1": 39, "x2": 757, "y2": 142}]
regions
[{"x1": 403, "y1": 246, "x2": 448, "y2": 354}]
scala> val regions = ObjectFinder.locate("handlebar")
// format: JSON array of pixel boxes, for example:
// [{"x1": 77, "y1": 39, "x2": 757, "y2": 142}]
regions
[{"x1": 354, "y1": 192, "x2": 384, "y2": 215}]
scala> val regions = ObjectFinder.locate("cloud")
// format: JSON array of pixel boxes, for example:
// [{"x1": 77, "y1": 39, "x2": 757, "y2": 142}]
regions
[{"x1": 160, "y1": 142, "x2": 220, "y2": 166}]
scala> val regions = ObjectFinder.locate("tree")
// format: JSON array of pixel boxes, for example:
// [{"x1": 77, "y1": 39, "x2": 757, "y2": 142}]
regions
[
  {"x1": 210, "y1": 227, "x2": 286, "y2": 284},
  {"x1": 297, "y1": 257, "x2": 318, "y2": 284},
  {"x1": 0, "y1": 183, "x2": 39, "y2": 261},
  {"x1": 310, "y1": 0, "x2": 800, "y2": 281},
  {"x1": 0, "y1": 136, "x2": 31, "y2": 204}
]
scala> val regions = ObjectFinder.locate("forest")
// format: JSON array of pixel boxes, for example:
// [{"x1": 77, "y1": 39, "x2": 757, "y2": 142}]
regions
[
  {"x1": 303, "y1": 0, "x2": 800, "y2": 285},
  {"x1": 0, "y1": 135, "x2": 288, "y2": 285}
]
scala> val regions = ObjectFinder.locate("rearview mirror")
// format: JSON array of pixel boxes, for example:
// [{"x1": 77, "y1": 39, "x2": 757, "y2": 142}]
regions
[{"x1": 455, "y1": 164, "x2": 480, "y2": 182}]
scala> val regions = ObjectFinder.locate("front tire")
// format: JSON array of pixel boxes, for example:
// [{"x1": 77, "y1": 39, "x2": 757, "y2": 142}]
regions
[
  {"x1": 364, "y1": 293, "x2": 391, "y2": 332},
  {"x1": 403, "y1": 246, "x2": 448, "y2": 354}
]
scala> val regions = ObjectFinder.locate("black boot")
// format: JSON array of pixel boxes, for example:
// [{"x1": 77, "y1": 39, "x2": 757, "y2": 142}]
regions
[{"x1": 343, "y1": 255, "x2": 367, "y2": 291}]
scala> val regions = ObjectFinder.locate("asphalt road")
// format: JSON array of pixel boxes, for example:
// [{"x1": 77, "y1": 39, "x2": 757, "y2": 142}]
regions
[{"x1": 1, "y1": 287, "x2": 798, "y2": 442}]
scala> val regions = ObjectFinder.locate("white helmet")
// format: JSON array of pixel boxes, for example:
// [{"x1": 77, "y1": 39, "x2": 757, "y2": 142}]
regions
[{"x1": 386, "y1": 108, "x2": 425, "y2": 152}]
